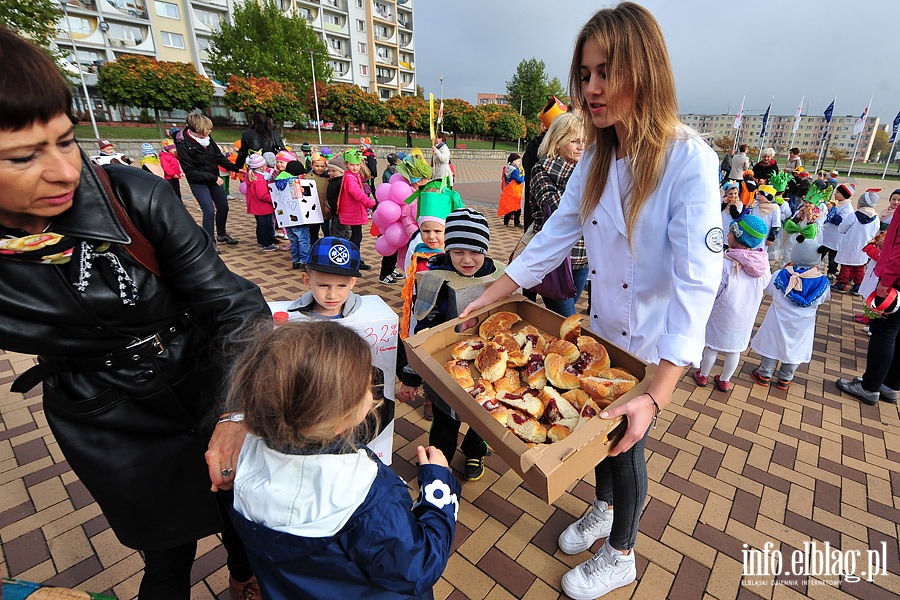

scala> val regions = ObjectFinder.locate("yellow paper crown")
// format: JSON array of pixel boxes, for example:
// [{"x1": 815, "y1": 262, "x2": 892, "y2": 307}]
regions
[{"x1": 538, "y1": 96, "x2": 567, "y2": 128}]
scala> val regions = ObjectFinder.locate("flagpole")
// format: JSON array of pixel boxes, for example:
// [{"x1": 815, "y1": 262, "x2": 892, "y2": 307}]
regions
[
  {"x1": 756, "y1": 97, "x2": 773, "y2": 163},
  {"x1": 882, "y1": 136, "x2": 898, "y2": 180},
  {"x1": 815, "y1": 96, "x2": 836, "y2": 173},
  {"x1": 788, "y1": 95, "x2": 804, "y2": 153},
  {"x1": 848, "y1": 96, "x2": 872, "y2": 178},
  {"x1": 732, "y1": 95, "x2": 745, "y2": 151}
]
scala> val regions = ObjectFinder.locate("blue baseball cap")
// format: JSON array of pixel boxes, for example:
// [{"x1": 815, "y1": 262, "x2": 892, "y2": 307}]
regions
[{"x1": 306, "y1": 237, "x2": 361, "y2": 277}]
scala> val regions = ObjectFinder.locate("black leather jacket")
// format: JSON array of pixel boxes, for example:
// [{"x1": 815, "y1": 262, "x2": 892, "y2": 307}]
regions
[
  {"x1": 175, "y1": 127, "x2": 238, "y2": 185},
  {"x1": 0, "y1": 157, "x2": 268, "y2": 550}
]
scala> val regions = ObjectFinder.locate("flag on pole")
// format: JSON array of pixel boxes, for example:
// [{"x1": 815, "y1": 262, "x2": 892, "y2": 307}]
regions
[
  {"x1": 853, "y1": 105, "x2": 869, "y2": 135},
  {"x1": 429, "y1": 93, "x2": 435, "y2": 141},
  {"x1": 437, "y1": 98, "x2": 444, "y2": 126},
  {"x1": 792, "y1": 96, "x2": 804, "y2": 133},
  {"x1": 821, "y1": 98, "x2": 835, "y2": 143},
  {"x1": 759, "y1": 100, "x2": 771, "y2": 139},
  {"x1": 733, "y1": 98, "x2": 744, "y2": 129},
  {"x1": 890, "y1": 110, "x2": 900, "y2": 144}
]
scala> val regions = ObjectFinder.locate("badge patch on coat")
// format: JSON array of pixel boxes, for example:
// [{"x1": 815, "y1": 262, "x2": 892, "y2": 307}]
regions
[{"x1": 705, "y1": 227, "x2": 724, "y2": 252}]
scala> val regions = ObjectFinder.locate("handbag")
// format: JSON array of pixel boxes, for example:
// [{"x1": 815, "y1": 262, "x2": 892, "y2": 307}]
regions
[{"x1": 527, "y1": 201, "x2": 576, "y2": 301}]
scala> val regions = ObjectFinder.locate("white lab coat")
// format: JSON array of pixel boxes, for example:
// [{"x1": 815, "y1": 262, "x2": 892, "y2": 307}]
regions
[
  {"x1": 835, "y1": 211, "x2": 880, "y2": 266},
  {"x1": 506, "y1": 129, "x2": 723, "y2": 366},
  {"x1": 751, "y1": 275, "x2": 830, "y2": 364}
]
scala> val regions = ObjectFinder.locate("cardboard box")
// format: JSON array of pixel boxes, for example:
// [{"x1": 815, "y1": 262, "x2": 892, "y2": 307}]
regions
[
  {"x1": 267, "y1": 296, "x2": 398, "y2": 465},
  {"x1": 270, "y1": 177, "x2": 325, "y2": 228},
  {"x1": 404, "y1": 296, "x2": 653, "y2": 503},
  {"x1": 414, "y1": 265, "x2": 508, "y2": 320}
]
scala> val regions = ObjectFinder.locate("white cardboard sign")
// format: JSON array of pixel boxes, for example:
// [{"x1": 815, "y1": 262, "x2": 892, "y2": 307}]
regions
[{"x1": 271, "y1": 178, "x2": 324, "y2": 227}]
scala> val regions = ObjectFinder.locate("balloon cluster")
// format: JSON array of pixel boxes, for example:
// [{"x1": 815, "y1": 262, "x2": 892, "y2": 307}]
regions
[{"x1": 373, "y1": 173, "x2": 419, "y2": 256}]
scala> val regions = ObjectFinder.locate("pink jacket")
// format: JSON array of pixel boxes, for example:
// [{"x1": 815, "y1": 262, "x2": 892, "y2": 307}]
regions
[
  {"x1": 245, "y1": 177, "x2": 274, "y2": 216},
  {"x1": 160, "y1": 151, "x2": 182, "y2": 180},
  {"x1": 337, "y1": 171, "x2": 375, "y2": 226}
]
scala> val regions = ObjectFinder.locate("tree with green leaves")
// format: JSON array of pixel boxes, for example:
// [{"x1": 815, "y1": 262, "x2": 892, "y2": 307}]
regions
[
  {"x1": 316, "y1": 83, "x2": 388, "y2": 144},
  {"x1": 97, "y1": 55, "x2": 213, "y2": 136},
  {"x1": 506, "y1": 58, "x2": 560, "y2": 122},
  {"x1": 224, "y1": 76, "x2": 303, "y2": 125},
  {"x1": 477, "y1": 104, "x2": 525, "y2": 149},
  {"x1": 0, "y1": 0, "x2": 63, "y2": 60},
  {"x1": 206, "y1": 0, "x2": 329, "y2": 109},
  {"x1": 440, "y1": 98, "x2": 486, "y2": 147},
  {"x1": 870, "y1": 129, "x2": 889, "y2": 161},
  {"x1": 386, "y1": 95, "x2": 428, "y2": 143}
]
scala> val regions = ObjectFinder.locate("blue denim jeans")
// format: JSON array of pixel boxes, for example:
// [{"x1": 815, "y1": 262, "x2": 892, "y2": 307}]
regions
[
  {"x1": 542, "y1": 266, "x2": 590, "y2": 317},
  {"x1": 594, "y1": 428, "x2": 649, "y2": 551},
  {"x1": 188, "y1": 182, "x2": 229, "y2": 240},
  {"x1": 286, "y1": 225, "x2": 310, "y2": 265}
]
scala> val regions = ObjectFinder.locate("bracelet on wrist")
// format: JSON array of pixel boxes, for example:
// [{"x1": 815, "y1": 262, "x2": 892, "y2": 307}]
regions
[
  {"x1": 646, "y1": 393, "x2": 660, "y2": 430},
  {"x1": 217, "y1": 412, "x2": 244, "y2": 425}
]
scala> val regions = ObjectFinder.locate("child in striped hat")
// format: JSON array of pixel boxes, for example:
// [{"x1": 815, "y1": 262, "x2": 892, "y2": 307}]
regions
[
  {"x1": 396, "y1": 208, "x2": 501, "y2": 480},
  {"x1": 139, "y1": 142, "x2": 165, "y2": 179}
]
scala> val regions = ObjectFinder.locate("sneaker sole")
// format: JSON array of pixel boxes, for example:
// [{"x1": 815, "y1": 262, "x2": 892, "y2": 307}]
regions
[{"x1": 562, "y1": 569, "x2": 636, "y2": 600}]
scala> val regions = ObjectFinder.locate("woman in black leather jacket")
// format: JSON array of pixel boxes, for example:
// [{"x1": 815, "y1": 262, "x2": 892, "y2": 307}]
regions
[
  {"x1": 0, "y1": 28, "x2": 267, "y2": 600},
  {"x1": 175, "y1": 113, "x2": 242, "y2": 245}
]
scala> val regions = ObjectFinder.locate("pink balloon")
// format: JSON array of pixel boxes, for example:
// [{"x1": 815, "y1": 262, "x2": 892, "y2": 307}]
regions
[
  {"x1": 375, "y1": 235, "x2": 398, "y2": 257},
  {"x1": 389, "y1": 172, "x2": 407, "y2": 185},
  {"x1": 389, "y1": 181, "x2": 414, "y2": 204},
  {"x1": 375, "y1": 182, "x2": 393, "y2": 204},
  {"x1": 384, "y1": 222, "x2": 407, "y2": 247},
  {"x1": 239, "y1": 181, "x2": 247, "y2": 196},
  {"x1": 373, "y1": 201, "x2": 402, "y2": 230}
]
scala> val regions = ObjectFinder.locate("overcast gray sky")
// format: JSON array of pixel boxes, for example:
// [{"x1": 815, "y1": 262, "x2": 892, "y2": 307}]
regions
[{"x1": 413, "y1": 0, "x2": 899, "y2": 124}]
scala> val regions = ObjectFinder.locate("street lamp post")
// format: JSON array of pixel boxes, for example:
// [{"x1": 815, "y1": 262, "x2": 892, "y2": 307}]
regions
[
  {"x1": 309, "y1": 50, "x2": 322, "y2": 145},
  {"x1": 60, "y1": 1, "x2": 100, "y2": 141},
  {"x1": 438, "y1": 75, "x2": 444, "y2": 139},
  {"x1": 517, "y1": 96, "x2": 524, "y2": 152}
]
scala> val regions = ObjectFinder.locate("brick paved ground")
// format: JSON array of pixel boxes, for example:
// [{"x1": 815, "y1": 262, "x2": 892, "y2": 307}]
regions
[{"x1": 1, "y1": 160, "x2": 899, "y2": 599}]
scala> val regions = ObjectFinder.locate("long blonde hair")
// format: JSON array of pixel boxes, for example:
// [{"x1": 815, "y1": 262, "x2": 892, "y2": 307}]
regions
[
  {"x1": 538, "y1": 112, "x2": 583, "y2": 160},
  {"x1": 569, "y1": 2, "x2": 680, "y2": 238}
]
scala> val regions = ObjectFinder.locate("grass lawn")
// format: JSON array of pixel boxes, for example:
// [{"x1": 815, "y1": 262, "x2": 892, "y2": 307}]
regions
[{"x1": 74, "y1": 124, "x2": 520, "y2": 151}]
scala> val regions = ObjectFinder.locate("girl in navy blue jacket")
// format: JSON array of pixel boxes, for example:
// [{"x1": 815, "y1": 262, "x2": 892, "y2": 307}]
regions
[{"x1": 226, "y1": 320, "x2": 460, "y2": 600}]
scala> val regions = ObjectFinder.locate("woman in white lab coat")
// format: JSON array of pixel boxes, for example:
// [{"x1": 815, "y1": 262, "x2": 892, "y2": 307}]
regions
[{"x1": 460, "y1": 4, "x2": 723, "y2": 598}]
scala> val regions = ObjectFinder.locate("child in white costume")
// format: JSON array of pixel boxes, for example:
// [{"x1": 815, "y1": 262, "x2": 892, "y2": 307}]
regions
[
  {"x1": 780, "y1": 187, "x2": 828, "y2": 268},
  {"x1": 750, "y1": 235, "x2": 831, "y2": 391},
  {"x1": 833, "y1": 190, "x2": 882, "y2": 294},
  {"x1": 694, "y1": 214, "x2": 771, "y2": 392},
  {"x1": 820, "y1": 183, "x2": 856, "y2": 279},
  {"x1": 749, "y1": 185, "x2": 782, "y2": 263}
]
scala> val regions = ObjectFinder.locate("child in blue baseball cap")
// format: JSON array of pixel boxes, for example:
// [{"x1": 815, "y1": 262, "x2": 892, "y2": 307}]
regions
[
  {"x1": 694, "y1": 213, "x2": 771, "y2": 392},
  {"x1": 286, "y1": 237, "x2": 362, "y2": 319}
]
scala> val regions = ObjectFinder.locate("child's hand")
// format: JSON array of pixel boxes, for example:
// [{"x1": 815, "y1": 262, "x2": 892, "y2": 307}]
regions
[
  {"x1": 417, "y1": 445, "x2": 448, "y2": 468},
  {"x1": 396, "y1": 384, "x2": 419, "y2": 403},
  {"x1": 216, "y1": 177, "x2": 224, "y2": 186}
]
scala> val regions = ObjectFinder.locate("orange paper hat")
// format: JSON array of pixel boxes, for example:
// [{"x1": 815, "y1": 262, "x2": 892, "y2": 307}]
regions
[{"x1": 538, "y1": 96, "x2": 567, "y2": 128}]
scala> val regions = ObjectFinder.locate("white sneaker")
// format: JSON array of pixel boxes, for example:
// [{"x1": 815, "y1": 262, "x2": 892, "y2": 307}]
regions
[
  {"x1": 562, "y1": 541, "x2": 636, "y2": 600},
  {"x1": 558, "y1": 499, "x2": 613, "y2": 554}
]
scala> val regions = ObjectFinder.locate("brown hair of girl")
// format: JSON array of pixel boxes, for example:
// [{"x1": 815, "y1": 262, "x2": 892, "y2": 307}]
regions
[{"x1": 228, "y1": 320, "x2": 375, "y2": 450}]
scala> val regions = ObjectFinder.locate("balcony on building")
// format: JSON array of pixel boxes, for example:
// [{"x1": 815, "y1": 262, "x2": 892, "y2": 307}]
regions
[
  {"x1": 190, "y1": 0, "x2": 228, "y2": 8},
  {"x1": 376, "y1": 66, "x2": 396, "y2": 85},
  {"x1": 322, "y1": 11, "x2": 349, "y2": 35},
  {"x1": 397, "y1": 5, "x2": 412, "y2": 30},
  {"x1": 101, "y1": 0, "x2": 148, "y2": 20},
  {"x1": 63, "y1": 0, "x2": 99, "y2": 14},
  {"x1": 321, "y1": 0, "x2": 348, "y2": 11},
  {"x1": 372, "y1": 1, "x2": 395, "y2": 23},
  {"x1": 399, "y1": 32, "x2": 412, "y2": 48},
  {"x1": 375, "y1": 49, "x2": 395, "y2": 66},
  {"x1": 373, "y1": 23, "x2": 395, "y2": 43}
]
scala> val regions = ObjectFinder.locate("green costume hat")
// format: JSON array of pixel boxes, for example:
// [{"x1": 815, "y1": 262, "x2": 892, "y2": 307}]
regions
[
  {"x1": 805, "y1": 186, "x2": 829, "y2": 207},
  {"x1": 341, "y1": 148, "x2": 362, "y2": 165},
  {"x1": 396, "y1": 155, "x2": 432, "y2": 183},
  {"x1": 769, "y1": 170, "x2": 792, "y2": 194},
  {"x1": 417, "y1": 182, "x2": 464, "y2": 226}
]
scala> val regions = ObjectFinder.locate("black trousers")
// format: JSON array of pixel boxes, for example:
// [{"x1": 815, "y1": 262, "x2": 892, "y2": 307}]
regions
[
  {"x1": 139, "y1": 493, "x2": 253, "y2": 600},
  {"x1": 862, "y1": 308, "x2": 900, "y2": 392},
  {"x1": 428, "y1": 399, "x2": 488, "y2": 464}
]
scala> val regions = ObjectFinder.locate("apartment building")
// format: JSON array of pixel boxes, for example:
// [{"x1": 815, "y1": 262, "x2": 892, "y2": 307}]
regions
[
  {"x1": 679, "y1": 111, "x2": 882, "y2": 162},
  {"x1": 477, "y1": 93, "x2": 509, "y2": 106},
  {"x1": 54, "y1": 0, "x2": 416, "y2": 121}
]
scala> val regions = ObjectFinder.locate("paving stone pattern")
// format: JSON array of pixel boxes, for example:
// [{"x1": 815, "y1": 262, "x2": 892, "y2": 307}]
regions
[{"x1": 2, "y1": 159, "x2": 899, "y2": 599}]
